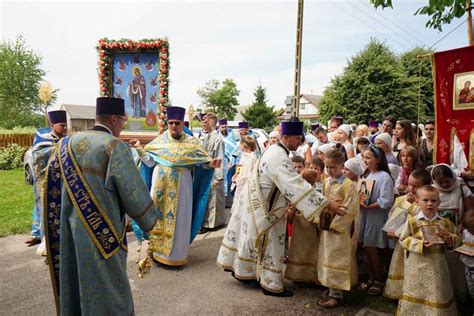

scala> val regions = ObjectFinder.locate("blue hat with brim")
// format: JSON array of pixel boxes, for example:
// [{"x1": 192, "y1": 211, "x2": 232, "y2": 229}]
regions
[
  {"x1": 48, "y1": 110, "x2": 67, "y2": 124},
  {"x1": 96, "y1": 97, "x2": 125, "y2": 116},
  {"x1": 167, "y1": 106, "x2": 185, "y2": 121}
]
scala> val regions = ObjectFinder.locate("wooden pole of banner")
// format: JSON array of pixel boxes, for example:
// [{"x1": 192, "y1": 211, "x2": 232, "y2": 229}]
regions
[
  {"x1": 291, "y1": 0, "x2": 304, "y2": 119},
  {"x1": 468, "y1": 0, "x2": 473, "y2": 46}
]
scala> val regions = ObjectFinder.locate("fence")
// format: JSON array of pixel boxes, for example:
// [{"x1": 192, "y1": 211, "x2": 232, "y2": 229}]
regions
[{"x1": 0, "y1": 134, "x2": 34, "y2": 148}]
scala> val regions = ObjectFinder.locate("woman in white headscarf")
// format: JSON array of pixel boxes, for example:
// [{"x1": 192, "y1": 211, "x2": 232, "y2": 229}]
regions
[
  {"x1": 431, "y1": 163, "x2": 472, "y2": 301},
  {"x1": 268, "y1": 130, "x2": 280, "y2": 147},
  {"x1": 335, "y1": 124, "x2": 354, "y2": 158}
]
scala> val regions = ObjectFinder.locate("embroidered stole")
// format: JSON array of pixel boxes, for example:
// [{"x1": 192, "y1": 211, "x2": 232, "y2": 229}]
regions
[
  {"x1": 247, "y1": 158, "x2": 283, "y2": 237},
  {"x1": 44, "y1": 137, "x2": 126, "y2": 312},
  {"x1": 144, "y1": 132, "x2": 212, "y2": 256}
]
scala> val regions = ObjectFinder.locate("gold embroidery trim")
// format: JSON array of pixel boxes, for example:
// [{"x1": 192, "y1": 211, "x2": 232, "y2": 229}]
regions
[
  {"x1": 400, "y1": 294, "x2": 455, "y2": 309},
  {"x1": 61, "y1": 138, "x2": 121, "y2": 260}
]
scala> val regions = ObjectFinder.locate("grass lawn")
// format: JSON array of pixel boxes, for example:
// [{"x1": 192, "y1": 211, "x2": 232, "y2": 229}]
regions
[{"x1": 0, "y1": 169, "x2": 33, "y2": 237}]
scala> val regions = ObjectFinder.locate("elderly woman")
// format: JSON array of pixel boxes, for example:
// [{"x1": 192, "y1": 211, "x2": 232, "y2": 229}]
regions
[{"x1": 268, "y1": 130, "x2": 280, "y2": 146}]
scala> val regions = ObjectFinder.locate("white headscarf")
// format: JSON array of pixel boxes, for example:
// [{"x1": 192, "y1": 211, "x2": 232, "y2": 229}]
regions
[
  {"x1": 269, "y1": 131, "x2": 280, "y2": 139},
  {"x1": 375, "y1": 133, "x2": 392, "y2": 149},
  {"x1": 431, "y1": 163, "x2": 463, "y2": 212},
  {"x1": 344, "y1": 158, "x2": 366, "y2": 176},
  {"x1": 318, "y1": 143, "x2": 336, "y2": 154},
  {"x1": 338, "y1": 124, "x2": 352, "y2": 136}
]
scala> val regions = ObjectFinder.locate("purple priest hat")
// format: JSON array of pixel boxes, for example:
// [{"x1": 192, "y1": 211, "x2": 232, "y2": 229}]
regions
[
  {"x1": 238, "y1": 121, "x2": 249, "y2": 129},
  {"x1": 167, "y1": 106, "x2": 186, "y2": 121},
  {"x1": 47, "y1": 110, "x2": 67, "y2": 124},
  {"x1": 218, "y1": 119, "x2": 228, "y2": 126},
  {"x1": 281, "y1": 121, "x2": 304, "y2": 136},
  {"x1": 368, "y1": 120, "x2": 379, "y2": 128},
  {"x1": 96, "y1": 97, "x2": 125, "y2": 116}
]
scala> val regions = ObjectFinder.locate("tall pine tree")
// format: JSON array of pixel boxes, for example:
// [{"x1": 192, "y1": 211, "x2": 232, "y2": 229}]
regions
[{"x1": 242, "y1": 85, "x2": 278, "y2": 132}]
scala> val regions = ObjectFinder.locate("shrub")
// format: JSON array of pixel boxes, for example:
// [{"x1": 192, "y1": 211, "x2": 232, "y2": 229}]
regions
[
  {"x1": 0, "y1": 126, "x2": 36, "y2": 135},
  {"x1": 0, "y1": 144, "x2": 28, "y2": 170}
]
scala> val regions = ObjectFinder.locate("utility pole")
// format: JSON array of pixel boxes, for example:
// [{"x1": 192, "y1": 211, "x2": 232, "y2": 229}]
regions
[
  {"x1": 468, "y1": 0, "x2": 473, "y2": 46},
  {"x1": 291, "y1": 0, "x2": 304, "y2": 119}
]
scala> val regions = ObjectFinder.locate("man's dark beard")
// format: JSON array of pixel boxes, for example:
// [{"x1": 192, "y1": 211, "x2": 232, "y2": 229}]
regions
[
  {"x1": 221, "y1": 129, "x2": 228, "y2": 136},
  {"x1": 171, "y1": 131, "x2": 183, "y2": 139}
]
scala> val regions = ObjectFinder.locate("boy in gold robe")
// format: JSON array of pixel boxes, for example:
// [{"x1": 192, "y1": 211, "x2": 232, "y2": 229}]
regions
[
  {"x1": 384, "y1": 169, "x2": 431, "y2": 299},
  {"x1": 318, "y1": 150, "x2": 360, "y2": 308},
  {"x1": 285, "y1": 168, "x2": 322, "y2": 283},
  {"x1": 397, "y1": 185, "x2": 460, "y2": 315}
]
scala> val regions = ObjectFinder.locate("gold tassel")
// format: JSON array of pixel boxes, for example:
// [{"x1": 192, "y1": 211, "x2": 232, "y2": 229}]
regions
[{"x1": 137, "y1": 241, "x2": 152, "y2": 278}]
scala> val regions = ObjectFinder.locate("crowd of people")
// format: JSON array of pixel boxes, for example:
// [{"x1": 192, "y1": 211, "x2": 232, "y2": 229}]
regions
[
  {"x1": 217, "y1": 114, "x2": 474, "y2": 314},
  {"x1": 25, "y1": 98, "x2": 474, "y2": 315}
]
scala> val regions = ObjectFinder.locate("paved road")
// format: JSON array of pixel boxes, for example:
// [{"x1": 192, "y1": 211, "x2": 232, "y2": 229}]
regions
[{"x1": 0, "y1": 230, "x2": 378, "y2": 315}]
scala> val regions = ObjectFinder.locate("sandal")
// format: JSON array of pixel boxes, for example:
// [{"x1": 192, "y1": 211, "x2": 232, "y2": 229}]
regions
[
  {"x1": 359, "y1": 280, "x2": 374, "y2": 292},
  {"x1": 367, "y1": 281, "x2": 385, "y2": 296},
  {"x1": 318, "y1": 297, "x2": 343, "y2": 308}
]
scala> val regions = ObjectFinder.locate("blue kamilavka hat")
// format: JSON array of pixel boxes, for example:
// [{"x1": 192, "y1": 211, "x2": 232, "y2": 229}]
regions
[
  {"x1": 368, "y1": 120, "x2": 379, "y2": 128},
  {"x1": 167, "y1": 106, "x2": 186, "y2": 121},
  {"x1": 238, "y1": 122, "x2": 249, "y2": 129},
  {"x1": 281, "y1": 121, "x2": 304, "y2": 136},
  {"x1": 96, "y1": 97, "x2": 125, "y2": 116},
  {"x1": 218, "y1": 119, "x2": 228, "y2": 126},
  {"x1": 47, "y1": 110, "x2": 67, "y2": 124}
]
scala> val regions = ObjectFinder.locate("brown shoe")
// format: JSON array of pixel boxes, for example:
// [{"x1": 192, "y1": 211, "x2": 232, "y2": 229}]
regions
[{"x1": 25, "y1": 238, "x2": 41, "y2": 246}]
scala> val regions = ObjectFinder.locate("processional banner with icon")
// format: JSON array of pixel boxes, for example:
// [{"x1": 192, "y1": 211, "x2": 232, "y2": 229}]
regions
[
  {"x1": 96, "y1": 38, "x2": 170, "y2": 133},
  {"x1": 432, "y1": 45, "x2": 474, "y2": 171}
]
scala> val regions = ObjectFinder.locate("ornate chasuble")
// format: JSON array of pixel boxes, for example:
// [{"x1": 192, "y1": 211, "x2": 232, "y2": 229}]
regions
[
  {"x1": 143, "y1": 131, "x2": 212, "y2": 257},
  {"x1": 44, "y1": 130, "x2": 157, "y2": 315}
]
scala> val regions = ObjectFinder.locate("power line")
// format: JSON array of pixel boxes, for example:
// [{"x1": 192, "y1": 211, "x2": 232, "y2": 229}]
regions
[
  {"x1": 357, "y1": 0, "x2": 428, "y2": 47},
  {"x1": 329, "y1": 1, "x2": 411, "y2": 50},
  {"x1": 345, "y1": 1, "x2": 419, "y2": 47},
  {"x1": 359, "y1": 0, "x2": 428, "y2": 43},
  {"x1": 430, "y1": 18, "x2": 467, "y2": 50}
]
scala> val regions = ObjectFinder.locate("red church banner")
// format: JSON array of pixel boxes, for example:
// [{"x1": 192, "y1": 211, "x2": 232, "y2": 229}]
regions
[{"x1": 432, "y1": 46, "x2": 474, "y2": 171}]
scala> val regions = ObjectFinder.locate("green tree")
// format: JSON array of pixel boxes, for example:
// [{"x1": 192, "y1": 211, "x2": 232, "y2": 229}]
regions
[
  {"x1": 0, "y1": 36, "x2": 47, "y2": 128},
  {"x1": 399, "y1": 47, "x2": 434, "y2": 119},
  {"x1": 370, "y1": 0, "x2": 470, "y2": 31},
  {"x1": 197, "y1": 79, "x2": 239, "y2": 119},
  {"x1": 242, "y1": 85, "x2": 278, "y2": 132},
  {"x1": 319, "y1": 39, "x2": 419, "y2": 124}
]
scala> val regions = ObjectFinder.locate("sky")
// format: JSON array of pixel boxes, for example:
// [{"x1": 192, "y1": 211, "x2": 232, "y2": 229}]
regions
[{"x1": 0, "y1": 0, "x2": 469, "y2": 112}]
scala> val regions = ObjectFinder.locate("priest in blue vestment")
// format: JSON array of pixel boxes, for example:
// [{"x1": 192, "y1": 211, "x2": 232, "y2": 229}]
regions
[
  {"x1": 25, "y1": 110, "x2": 68, "y2": 247},
  {"x1": 44, "y1": 97, "x2": 158, "y2": 315}
]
